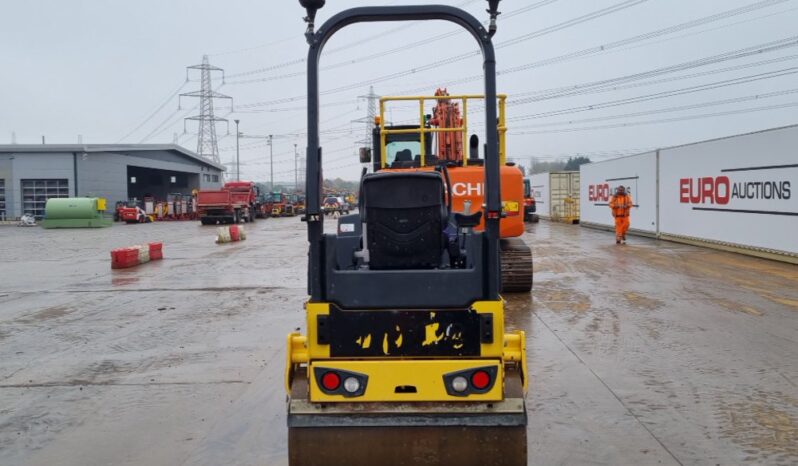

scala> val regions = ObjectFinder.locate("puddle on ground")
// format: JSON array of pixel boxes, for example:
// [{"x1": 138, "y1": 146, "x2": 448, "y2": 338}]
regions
[
  {"x1": 622, "y1": 291, "x2": 664, "y2": 310},
  {"x1": 760, "y1": 294, "x2": 798, "y2": 311},
  {"x1": 533, "y1": 281, "x2": 591, "y2": 313},
  {"x1": 715, "y1": 298, "x2": 764, "y2": 317},
  {"x1": 715, "y1": 390, "x2": 798, "y2": 463},
  {"x1": 111, "y1": 276, "x2": 141, "y2": 287},
  {"x1": 14, "y1": 305, "x2": 74, "y2": 324}
]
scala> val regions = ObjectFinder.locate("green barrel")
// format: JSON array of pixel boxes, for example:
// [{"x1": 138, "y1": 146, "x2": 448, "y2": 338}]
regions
[
  {"x1": 41, "y1": 198, "x2": 112, "y2": 228},
  {"x1": 44, "y1": 198, "x2": 98, "y2": 219}
]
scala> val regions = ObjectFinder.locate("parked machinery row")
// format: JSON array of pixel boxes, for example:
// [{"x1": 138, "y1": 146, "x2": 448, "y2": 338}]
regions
[
  {"x1": 266, "y1": 192, "x2": 308, "y2": 217},
  {"x1": 113, "y1": 184, "x2": 311, "y2": 226},
  {"x1": 114, "y1": 193, "x2": 196, "y2": 224}
]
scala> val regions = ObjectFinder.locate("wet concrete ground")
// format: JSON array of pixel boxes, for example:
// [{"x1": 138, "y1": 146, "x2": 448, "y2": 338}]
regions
[{"x1": 0, "y1": 218, "x2": 796, "y2": 465}]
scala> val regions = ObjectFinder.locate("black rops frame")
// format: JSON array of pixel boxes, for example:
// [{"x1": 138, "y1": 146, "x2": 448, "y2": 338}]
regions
[{"x1": 303, "y1": 4, "x2": 502, "y2": 301}]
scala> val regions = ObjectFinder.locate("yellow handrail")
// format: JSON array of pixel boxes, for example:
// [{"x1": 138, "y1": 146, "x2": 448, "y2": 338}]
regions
[{"x1": 378, "y1": 94, "x2": 507, "y2": 169}]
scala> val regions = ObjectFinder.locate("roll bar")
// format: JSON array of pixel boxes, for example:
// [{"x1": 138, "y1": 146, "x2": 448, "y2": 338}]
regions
[{"x1": 302, "y1": 3, "x2": 502, "y2": 300}]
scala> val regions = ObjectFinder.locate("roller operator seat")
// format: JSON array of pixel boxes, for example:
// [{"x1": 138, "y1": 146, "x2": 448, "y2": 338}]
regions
[{"x1": 360, "y1": 171, "x2": 448, "y2": 270}]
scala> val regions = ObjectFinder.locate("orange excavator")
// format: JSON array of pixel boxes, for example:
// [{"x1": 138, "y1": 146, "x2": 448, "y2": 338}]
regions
[{"x1": 363, "y1": 88, "x2": 532, "y2": 291}]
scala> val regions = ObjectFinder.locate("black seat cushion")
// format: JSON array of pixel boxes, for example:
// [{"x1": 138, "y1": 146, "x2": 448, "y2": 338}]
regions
[{"x1": 362, "y1": 171, "x2": 445, "y2": 269}]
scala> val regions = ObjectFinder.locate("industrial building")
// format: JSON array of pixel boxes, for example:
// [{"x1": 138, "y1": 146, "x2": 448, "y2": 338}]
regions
[{"x1": 0, "y1": 144, "x2": 224, "y2": 220}]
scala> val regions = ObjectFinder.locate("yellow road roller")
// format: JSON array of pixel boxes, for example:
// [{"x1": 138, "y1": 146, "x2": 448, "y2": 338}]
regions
[{"x1": 285, "y1": 1, "x2": 528, "y2": 464}]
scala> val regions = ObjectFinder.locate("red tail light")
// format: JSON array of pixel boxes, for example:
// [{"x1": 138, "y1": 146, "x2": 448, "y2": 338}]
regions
[
  {"x1": 321, "y1": 371, "x2": 340, "y2": 391},
  {"x1": 471, "y1": 370, "x2": 490, "y2": 389}
]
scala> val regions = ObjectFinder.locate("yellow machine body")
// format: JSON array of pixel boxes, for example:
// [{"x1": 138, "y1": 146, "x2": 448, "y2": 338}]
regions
[{"x1": 285, "y1": 300, "x2": 527, "y2": 403}]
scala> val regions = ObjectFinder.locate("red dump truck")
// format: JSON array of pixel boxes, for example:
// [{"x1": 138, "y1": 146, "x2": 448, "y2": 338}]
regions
[{"x1": 197, "y1": 181, "x2": 259, "y2": 225}]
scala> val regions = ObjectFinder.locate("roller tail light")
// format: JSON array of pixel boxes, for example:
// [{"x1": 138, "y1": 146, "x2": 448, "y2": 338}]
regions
[
  {"x1": 314, "y1": 367, "x2": 368, "y2": 397},
  {"x1": 443, "y1": 366, "x2": 498, "y2": 396}
]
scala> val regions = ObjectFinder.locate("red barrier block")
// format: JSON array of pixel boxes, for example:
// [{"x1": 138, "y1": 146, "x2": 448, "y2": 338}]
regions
[
  {"x1": 111, "y1": 247, "x2": 140, "y2": 269},
  {"x1": 148, "y1": 242, "x2": 163, "y2": 260}
]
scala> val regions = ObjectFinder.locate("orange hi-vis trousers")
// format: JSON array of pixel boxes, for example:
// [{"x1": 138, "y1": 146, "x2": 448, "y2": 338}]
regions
[{"x1": 614, "y1": 215, "x2": 630, "y2": 240}]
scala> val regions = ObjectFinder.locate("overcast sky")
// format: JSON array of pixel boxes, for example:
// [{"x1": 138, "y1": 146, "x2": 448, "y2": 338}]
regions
[{"x1": 1, "y1": 0, "x2": 796, "y2": 181}]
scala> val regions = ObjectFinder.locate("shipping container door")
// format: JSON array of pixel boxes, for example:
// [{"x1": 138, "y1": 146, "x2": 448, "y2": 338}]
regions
[
  {"x1": 550, "y1": 172, "x2": 580, "y2": 221},
  {"x1": 550, "y1": 174, "x2": 566, "y2": 220},
  {"x1": 570, "y1": 172, "x2": 581, "y2": 219}
]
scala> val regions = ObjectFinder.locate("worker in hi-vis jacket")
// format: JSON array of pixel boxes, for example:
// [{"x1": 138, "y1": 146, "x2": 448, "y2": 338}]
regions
[{"x1": 609, "y1": 186, "x2": 632, "y2": 244}]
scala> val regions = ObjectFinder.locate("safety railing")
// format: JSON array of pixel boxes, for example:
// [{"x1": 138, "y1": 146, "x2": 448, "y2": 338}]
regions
[{"x1": 378, "y1": 94, "x2": 507, "y2": 168}]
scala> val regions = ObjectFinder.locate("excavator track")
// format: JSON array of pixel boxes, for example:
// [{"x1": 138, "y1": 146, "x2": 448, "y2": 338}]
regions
[
  {"x1": 500, "y1": 238, "x2": 533, "y2": 293},
  {"x1": 288, "y1": 368, "x2": 527, "y2": 466}
]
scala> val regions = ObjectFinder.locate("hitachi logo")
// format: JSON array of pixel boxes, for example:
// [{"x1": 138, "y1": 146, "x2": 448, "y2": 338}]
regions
[{"x1": 452, "y1": 182, "x2": 483, "y2": 197}]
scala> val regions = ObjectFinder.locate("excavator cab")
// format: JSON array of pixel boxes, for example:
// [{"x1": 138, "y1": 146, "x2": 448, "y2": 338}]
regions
[
  {"x1": 286, "y1": 2, "x2": 528, "y2": 465},
  {"x1": 379, "y1": 124, "x2": 436, "y2": 169}
]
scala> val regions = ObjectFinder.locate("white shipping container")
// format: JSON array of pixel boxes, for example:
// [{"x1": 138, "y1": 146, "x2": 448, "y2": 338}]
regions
[
  {"x1": 549, "y1": 172, "x2": 580, "y2": 222},
  {"x1": 580, "y1": 152, "x2": 658, "y2": 234},
  {"x1": 529, "y1": 172, "x2": 579, "y2": 219},
  {"x1": 659, "y1": 126, "x2": 798, "y2": 255},
  {"x1": 529, "y1": 173, "x2": 550, "y2": 218}
]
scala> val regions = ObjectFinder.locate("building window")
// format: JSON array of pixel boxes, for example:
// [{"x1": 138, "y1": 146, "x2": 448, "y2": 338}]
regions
[
  {"x1": 130, "y1": 176, "x2": 137, "y2": 184},
  {"x1": 212, "y1": 175, "x2": 219, "y2": 182},
  {"x1": 0, "y1": 179, "x2": 6, "y2": 220},
  {"x1": 21, "y1": 179, "x2": 69, "y2": 219}
]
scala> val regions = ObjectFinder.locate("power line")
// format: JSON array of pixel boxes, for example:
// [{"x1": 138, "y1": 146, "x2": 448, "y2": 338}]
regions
[
  {"x1": 501, "y1": 0, "x2": 791, "y2": 76},
  {"x1": 234, "y1": 0, "x2": 649, "y2": 108},
  {"x1": 459, "y1": 37, "x2": 798, "y2": 124},
  {"x1": 139, "y1": 107, "x2": 185, "y2": 143},
  {"x1": 224, "y1": 0, "x2": 560, "y2": 86},
  {"x1": 221, "y1": 0, "x2": 484, "y2": 80},
  {"x1": 208, "y1": 35, "x2": 299, "y2": 58},
  {"x1": 509, "y1": 101, "x2": 798, "y2": 135},
  {"x1": 509, "y1": 148, "x2": 657, "y2": 161},
  {"x1": 228, "y1": 0, "x2": 641, "y2": 90},
  {"x1": 233, "y1": 0, "x2": 788, "y2": 110},
  {"x1": 496, "y1": 0, "x2": 649, "y2": 50},
  {"x1": 515, "y1": 54, "x2": 798, "y2": 105},
  {"x1": 142, "y1": 104, "x2": 205, "y2": 143},
  {"x1": 507, "y1": 36, "x2": 798, "y2": 106},
  {"x1": 384, "y1": 44, "x2": 798, "y2": 132},
  {"x1": 392, "y1": 0, "x2": 793, "y2": 96},
  {"x1": 217, "y1": 118, "x2": 360, "y2": 152},
  {"x1": 511, "y1": 88, "x2": 798, "y2": 129},
  {"x1": 508, "y1": 66, "x2": 798, "y2": 122},
  {"x1": 111, "y1": 0, "x2": 795, "y2": 150},
  {"x1": 116, "y1": 81, "x2": 187, "y2": 143}
]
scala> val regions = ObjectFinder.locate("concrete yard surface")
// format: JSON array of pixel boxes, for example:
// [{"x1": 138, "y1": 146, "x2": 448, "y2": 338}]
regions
[{"x1": 0, "y1": 218, "x2": 796, "y2": 465}]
